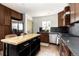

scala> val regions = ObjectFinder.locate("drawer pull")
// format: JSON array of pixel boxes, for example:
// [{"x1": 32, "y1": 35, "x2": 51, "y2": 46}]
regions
[
  {"x1": 33, "y1": 39, "x2": 37, "y2": 41},
  {"x1": 24, "y1": 43, "x2": 29, "y2": 46}
]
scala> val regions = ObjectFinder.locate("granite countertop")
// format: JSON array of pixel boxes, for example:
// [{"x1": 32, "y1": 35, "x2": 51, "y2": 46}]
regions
[
  {"x1": 38, "y1": 32, "x2": 60, "y2": 34},
  {"x1": 61, "y1": 33, "x2": 79, "y2": 56},
  {"x1": 1, "y1": 34, "x2": 40, "y2": 45}
]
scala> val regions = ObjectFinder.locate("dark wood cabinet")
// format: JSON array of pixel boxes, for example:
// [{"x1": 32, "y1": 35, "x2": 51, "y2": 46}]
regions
[
  {"x1": 4, "y1": 26, "x2": 11, "y2": 36},
  {"x1": 39, "y1": 33, "x2": 49, "y2": 43},
  {"x1": 70, "y1": 3, "x2": 79, "y2": 23},
  {"x1": 0, "y1": 4, "x2": 11, "y2": 50},
  {"x1": 65, "y1": 14, "x2": 70, "y2": 25},
  {"x1": 0, "y1": 26, "x2": 4, "y2": 50},
  {"x1": 0, "y1": 4, "x2": 11, "y2": 26},
  {"x1": 4, "y1": 7, "x2": 11, "y2": 25},
  {"x1": 64, "y1": 6, "x2": 70, "y2": 12},
  {"x1": 30, "y1": 38, "x2": 40, "y2": 55},
  {"x1": 58, "y1": 6, "x2": 70, "y2": 27},
  {"x1": 17, "y1": 40, "x2": 31, "y2": 56},
  {"x1": 0, "y1": 25, "x2": 11, "y2": 50},
  {"x1": 4, "y1": 37, "x2": 40, "y2": 56},
  {"x1": 0, "y1": 26, "x2": 5, "y2": 39},
  {"x1": 75, "y1": 3, "x2": 79, "y2": 22},
  {"x1": 58, "y1": 11, "x2": 65, "y2": 27},
  {"x1": 0, "y1": 4, "x2": 5, "y2": 25},
  {"x1": 0, "y1": 4, "x2": 23, "y2": 51},
  {"x1": 59, "y1": 40, "x2": 71, "y2": 56},
  {"x1": 70, "y1": 3, "x2": 76, "y2": 23},
  {"x1": 11, "y1": 10, "x2": 22, "y2": 20}
]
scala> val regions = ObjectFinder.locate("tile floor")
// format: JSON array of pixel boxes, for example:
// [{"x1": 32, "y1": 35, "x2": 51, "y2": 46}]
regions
[
  {"x1": 36, "y1": 44, "x2": 60, "y2": 56},
  {"x1": 0, "y1": 44, "x2": 59, "y2": 56}
]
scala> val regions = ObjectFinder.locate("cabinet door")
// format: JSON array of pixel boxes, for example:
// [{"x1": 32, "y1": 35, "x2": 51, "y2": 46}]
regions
[
  {"x1": 4, "y1": 7, "x2": 11, "y2": 25},
  {"x1": 17, "y1": 40, "x2": 31, "y2": 56},
  {"x1": 11, "y1": 10, "x2": 22, "y2": 20},
  {"x1": 65, "y1": 14, "x2": 70, "y2": 25},
  {"x1": 4, "y1": 26, "x2": 11, "y2": 36},
  {"x1": 0, "y1": 26, "x2": 4, "y2": 50},
  {"x1": 0, "y1": 26, "x2": 5, "y2": 39},
  {"x1": 75, "y1": 3, "x2": 79, "y2": 22},
  {"x1": 18, "y1": 45, "x2": 30, "y2": 56},
  {"x1": 0, "y1": 4, "x2": 5, "y2": 25},
  {"x1": 70, "y1": 3, "x2": 76, "y2": 23},
  {"x1": 58, "y1": 11, "x2": 65, "y2": 26},
  {"x1": 40, "y1": 33, "x2": 49, "y2": 43}
]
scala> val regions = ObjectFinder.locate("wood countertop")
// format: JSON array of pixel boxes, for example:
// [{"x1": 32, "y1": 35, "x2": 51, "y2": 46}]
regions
[{"x1": 1, "y1": 34, "x2": 40, "y2": 45}]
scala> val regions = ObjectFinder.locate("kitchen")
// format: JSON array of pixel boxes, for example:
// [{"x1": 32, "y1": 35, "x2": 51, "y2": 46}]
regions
[{"x1": 0, "y1": 3, "x2": 79, "y2": 56}]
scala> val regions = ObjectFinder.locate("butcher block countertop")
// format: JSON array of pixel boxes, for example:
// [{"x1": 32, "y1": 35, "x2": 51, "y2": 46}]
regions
[{"x1": 1, "y1": 34, "x2": 40, "y2": 45}]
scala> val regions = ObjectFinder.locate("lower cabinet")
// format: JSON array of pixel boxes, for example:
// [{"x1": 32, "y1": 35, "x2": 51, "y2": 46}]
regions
[
  {"x1": 18, "y1": 40, "x2": 31, "y2": 56},
  {"x1": 5, "y1": 37, "x2": 40, "y2": 56},
  {"x1": 30, "y1": 38, "x2": 40, "y2": 56},
  {"x1": 59, "y1": 40, "x2": 72, "y2": 56},
  {"x1": 39, "y1": 32, "x2": 49, "y2": 43}
]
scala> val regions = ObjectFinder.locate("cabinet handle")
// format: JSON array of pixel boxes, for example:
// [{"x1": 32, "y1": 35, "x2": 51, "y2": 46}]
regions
[
  {"x1": 33, "y1": 39, "x2": 37, "y2": 41},
  {"x1": 24, "y1": 43, "x2": 29, "y2": 46}
]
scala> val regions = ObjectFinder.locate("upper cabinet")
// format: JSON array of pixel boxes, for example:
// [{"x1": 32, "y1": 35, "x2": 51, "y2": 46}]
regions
[
  {"x1": 75, "y1": 3, "x2": 79, "y2": 22},
  {"x1": 65, "y1": 14, "x2": 70, "y2": 25},
  {"x1": 11, "y1": 10, "x2": 23, "y2": 20},
  {"x1": 64, "y1": 6, "x2": 70, "y2": 26},
  {"x1": 58, "y1": 11, "x2": 65, "y2": 27},
  {"x1": 0, "y1": 4, "x2": 5, "y2": 25},
  {"x1": 0, "y1": 4, "x2": 23, "y2": 25},
  {"x1": 58, "y1": 6, "x2": 70, "y2": 27},
  {"x1": 70, "y1": 3, "x2": 76, "y2": 23},
  {"x1": 0, "y1": 4, "x2": 11, "y2": 25},
  {"x1": 70, "y1": 3, "x2": 79, "y2": 23},
  {"x1": 4, "y1": 7, "x2": 11, "y2": 25}
]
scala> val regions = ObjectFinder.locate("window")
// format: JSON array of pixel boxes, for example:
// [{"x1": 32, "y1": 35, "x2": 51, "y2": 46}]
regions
[
  {"x1": 18, "y1": 22, "x2": 23, "y2": 30},
  {"x1": 42, "y1": 21, "x2": 51, "y2": 31},
  {"x1": 12, "y1": 22, "x2": 18, "y2": 30}
]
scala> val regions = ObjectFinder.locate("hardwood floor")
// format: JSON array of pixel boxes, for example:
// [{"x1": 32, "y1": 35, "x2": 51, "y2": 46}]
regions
[
  {"x1": 0, "y1": 50, "x2": 3, "y2": 56},
  {"x1": 36, "y1": 44, "x2": 60, "y2": 56}
]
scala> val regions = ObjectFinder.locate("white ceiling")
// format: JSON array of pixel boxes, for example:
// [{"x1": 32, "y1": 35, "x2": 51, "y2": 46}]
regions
[{"x1": 2, "y1": 3, "x2": 68, "y2": 17}]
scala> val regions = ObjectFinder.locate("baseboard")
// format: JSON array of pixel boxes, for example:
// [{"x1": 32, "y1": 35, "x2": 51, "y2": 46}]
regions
[
  {"x1": 40, "y1": 42, "x2": 49, "y2": 46},
  {"x1": 49, "y1": 43, "x2": 59, "y2": 46}
]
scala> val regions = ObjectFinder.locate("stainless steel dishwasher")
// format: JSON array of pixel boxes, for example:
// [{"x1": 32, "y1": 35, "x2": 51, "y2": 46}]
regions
[{"x1": 49, "y1": 33, "x2": 62, "y2": 45}]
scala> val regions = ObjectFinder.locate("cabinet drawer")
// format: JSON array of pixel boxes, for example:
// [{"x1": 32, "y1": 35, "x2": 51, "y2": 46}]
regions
[
  {"x1": 18, "y1": 44, "x2": 30, "y2": 56},
  {"x1": 31, "y1": 39, "x2": 40, "y2": 50},
  {"x1": 17, "y1": 40, "x2": 31, "y2": 52}
]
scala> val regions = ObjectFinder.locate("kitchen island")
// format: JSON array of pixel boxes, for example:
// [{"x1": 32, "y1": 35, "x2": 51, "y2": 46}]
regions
[{"x1": 1, "y1": 34, "x2": 40, "y2": 56}]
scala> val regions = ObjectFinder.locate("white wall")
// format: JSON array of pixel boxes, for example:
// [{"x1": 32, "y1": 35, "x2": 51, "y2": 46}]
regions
[
  {"x1": 24, "y1": 14, "x2": 33, "y2": 33},
  {"x1": 33, "y1": 14, "x2": 58, "y2": 33}
]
